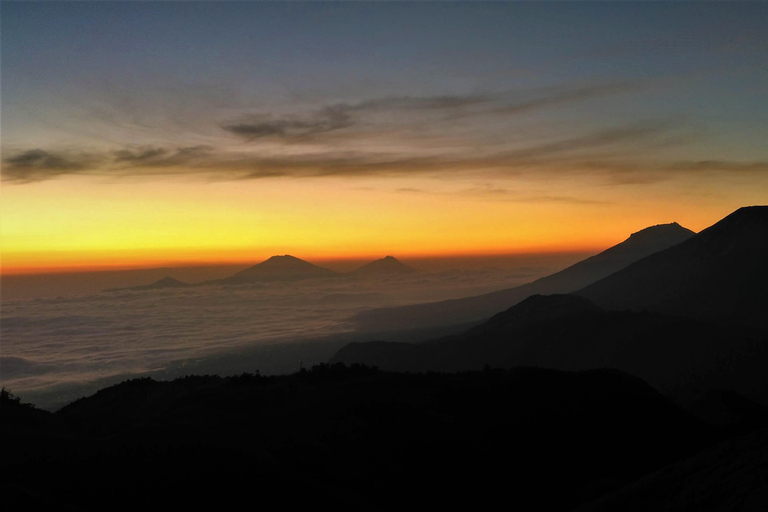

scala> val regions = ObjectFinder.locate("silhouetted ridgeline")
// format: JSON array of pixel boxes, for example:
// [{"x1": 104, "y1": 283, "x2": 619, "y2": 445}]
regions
[
  {"x1": 578, "y1": 206, "x2": 768, "y2": 329},
  {"x1": 354, "y1": 221, "x2": 694, "y2": 331},
  {"x1": 1, "y1": 364, "x2": 741, "y2": 511},
  {"x1": 335, "y1": 206, "x2": 768, "y2": 405},
  {"x1": 105, "y1": 255, "x2": 417, "y2": 291}
]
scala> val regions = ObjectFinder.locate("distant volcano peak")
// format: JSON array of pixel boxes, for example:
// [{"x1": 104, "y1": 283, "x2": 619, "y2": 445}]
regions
[
  {"x1": 232, "y1": 255, "x2": 336, "y2": 281},
  {"x1": 353, "y1": 256, "x2": 416, "y2": 276},
  {"x1": 151, "y1": 277, "x2": 187, "y2": 287}
]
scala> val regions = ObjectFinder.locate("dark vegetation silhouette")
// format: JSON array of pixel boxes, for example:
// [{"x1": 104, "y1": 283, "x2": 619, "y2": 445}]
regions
[{"x1": 2, "y1": 364, "x2": 747, "y2": 511}]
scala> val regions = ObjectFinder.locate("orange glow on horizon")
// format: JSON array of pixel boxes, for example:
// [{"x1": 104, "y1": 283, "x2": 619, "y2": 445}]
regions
[
  {"x1": 4, "y1": 168, "x2": 760, "y2": 277},
  {"x1": 1, "y1": 242, "x2": 608, "y2": 276}
]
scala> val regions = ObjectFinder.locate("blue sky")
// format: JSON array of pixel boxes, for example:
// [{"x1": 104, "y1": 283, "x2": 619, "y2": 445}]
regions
[{"x1": 5, "y1": 2, "x2": 767, "y2": 158}]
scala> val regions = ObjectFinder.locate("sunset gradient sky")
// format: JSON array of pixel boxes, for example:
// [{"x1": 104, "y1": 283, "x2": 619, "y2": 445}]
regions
[{"x1": 2, "y1": 2, "x2": 767, "y2": 273}]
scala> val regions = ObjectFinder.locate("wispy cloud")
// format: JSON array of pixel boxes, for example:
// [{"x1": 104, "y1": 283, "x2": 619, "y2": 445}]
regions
[
  {"x1": 7, "y1": 119, "x2": 765, "y2": 186},
  {"x1": 220, "y1": 83, "x2": 639, "y2": 144},
  {"x1": 2, "y1": 149, "x2": 99, "y2": 183},
  {"x1": 112, "y1": 145, "x2": 213, "y2": 167},
  {"x1": 457, "y1": 185, "x2": 612, "y2": 205},
  {"x1": 222, "y1": 106, "x2": 353, "y2": 141},
  {"x1": 6, "y1": 78, "x2": 762, "y2": 188},
  {"x1": 496, "y1": 82, "x2": 640, "y2": 116},
  {"x1": 664, "y1": 160, "x2": 768, "y2": 173}
]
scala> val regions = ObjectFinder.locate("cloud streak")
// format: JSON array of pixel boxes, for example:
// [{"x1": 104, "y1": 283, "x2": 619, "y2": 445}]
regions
[
  {"x1": 112, "y1": 145, "x2": 213, "y2": 167},
  {"x1": 5, "y1": 82, "x2": 763, "y2": 187},
  {"x1": 222, "y1": 106, "x2": 353, "y2": 141},
  {"x1": 220, "y1": 83, "x2": 639, "y2": 144},
  {"x1": 5, "y1": 119, "x2": 767, "y2": 186},
  {"x1": 2, "y1": 149, "x2": 99, "y2": 183}
]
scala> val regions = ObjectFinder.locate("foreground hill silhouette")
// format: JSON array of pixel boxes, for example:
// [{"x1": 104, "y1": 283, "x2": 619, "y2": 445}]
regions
[
  {"x1": 354, "y1": 222, "x2": 694, "y2": 332},
  {"x1": 352, "y1": 255, "x2": 417, "y2": 276},
  {"x1": 2, "y1": 364, "x2": 724, "y2": 511},
  {"x1": 578, "y1": 206, "x2": 768, "y2": 329}
]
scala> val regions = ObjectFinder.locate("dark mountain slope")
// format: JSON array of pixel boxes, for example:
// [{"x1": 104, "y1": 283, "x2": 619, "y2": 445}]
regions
[
  {"x1": 578, "y1": 206, "x2": 768, "y2": 329},
  {"x1": 351, "y1": 255, "x2": 416, "y2": 276},
  {"x1": 575, "y1": 428, "x2": 768, "y2": 512},
  {"x1": 333, "y1": 294, "x2": 768, "y2": 404},
  {"x1": 354, "y1": 222, "x2": 694, "y2": 332},
  {"x1": 2, "y1": 365, "x2": 712, "y2": 511}
]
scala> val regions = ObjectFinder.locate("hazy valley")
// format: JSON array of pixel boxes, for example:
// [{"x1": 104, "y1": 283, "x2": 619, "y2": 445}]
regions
[{"x1": 2, "y1": 255, "x2": 562, "y2": 410}]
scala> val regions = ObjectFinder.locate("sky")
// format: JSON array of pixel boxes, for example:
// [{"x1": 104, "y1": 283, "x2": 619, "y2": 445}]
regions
[{"x1": 2, "y1": 1, "x2": 767, "y2": 273}]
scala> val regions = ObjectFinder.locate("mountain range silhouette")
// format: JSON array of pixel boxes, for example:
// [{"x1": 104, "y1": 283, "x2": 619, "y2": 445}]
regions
[
  {"x1": 334, "y1": 206, "x2": 768, "y2": 404},
  {"x1": 110, "y1": 255, "x2": 416, "y2": 290},
  {"x1": 578, "y1": 206, "x2": 768, "y2": 329},
  {"x1": 354, "y1": 222, "x2": 695, "y2": 332}
]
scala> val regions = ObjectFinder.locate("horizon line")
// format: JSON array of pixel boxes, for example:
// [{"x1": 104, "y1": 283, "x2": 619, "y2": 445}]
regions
[{"x1": 1, "y1": 248, "x2": 602, "y2": 277}]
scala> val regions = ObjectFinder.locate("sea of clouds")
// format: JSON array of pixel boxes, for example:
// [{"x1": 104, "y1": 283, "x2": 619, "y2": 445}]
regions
[{"x1": 1, "y1": 266, "x2": 553, "y2": 410}]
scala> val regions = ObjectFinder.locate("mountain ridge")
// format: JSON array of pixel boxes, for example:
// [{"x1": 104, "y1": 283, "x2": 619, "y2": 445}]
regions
[
  {"x1": 353, "y1": 221, "x2": 695, "y2": 332},
  {"x1": 333, "y1": 206, "x2": 768, "y2": 404},
  {"x1": 577, "y1": 206, "x2": 768, "y2": 328}
]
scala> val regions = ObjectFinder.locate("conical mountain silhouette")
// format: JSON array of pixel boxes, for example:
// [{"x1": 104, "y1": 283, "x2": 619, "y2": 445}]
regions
[
  {"x1": 352, "y1": 256, "x2": 416, "y2": 276},
  {"x1": 232, "y1": 255, "x2": 337, "y2": 281},
  {"x1": 354, "y1": 222, "x2": 694, "y2": 332},
  {"x1": 145, "y1": 277, "x2": 189, "y2": 289},
  {"x1": 578, "y1": 206, "x2": 768, "y2": 328}
]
